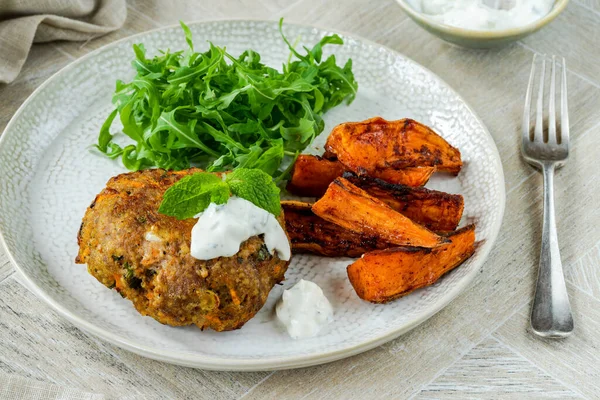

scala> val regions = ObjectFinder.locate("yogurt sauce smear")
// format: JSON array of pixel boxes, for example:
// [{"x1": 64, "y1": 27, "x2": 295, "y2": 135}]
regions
[
  {"x1": 412, "y1": 0, "x2": 555, "y2": 30},
  {"x1": 276, "y1": 279, "x2": 334, "y2": 339},
  {"x1": 190, "y1": 196, "x2": 291, "y2": 261}
]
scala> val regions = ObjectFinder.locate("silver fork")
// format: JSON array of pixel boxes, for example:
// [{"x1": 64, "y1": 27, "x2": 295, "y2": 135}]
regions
[{"x1": 522, "y1": 54, "x2": 574, "y2": 338}]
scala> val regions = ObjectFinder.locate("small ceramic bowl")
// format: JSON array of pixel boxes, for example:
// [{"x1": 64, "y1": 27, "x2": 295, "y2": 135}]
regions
[{"x1": 395, "y1": 0, "x2": 569, "y2": 48}]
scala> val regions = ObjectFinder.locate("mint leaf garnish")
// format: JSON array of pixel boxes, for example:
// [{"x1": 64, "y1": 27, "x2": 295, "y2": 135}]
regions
[
  {"x1": 158, "y1": 169, "x2": 281, "y2": 219},
  {"x1": 225, "y1": 168, "x2": 281, "y2": 216},
  {"x1": 158, "y1": 173, "x2": 229, "y2": 220}
]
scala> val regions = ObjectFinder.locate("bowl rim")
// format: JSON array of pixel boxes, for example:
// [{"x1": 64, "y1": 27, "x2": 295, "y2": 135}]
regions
[
  {"x1": 394, "y1": 0, "x2": 569, "y2": 39},
  {"x1": 0, "y1": 18, "x2": 506, "y2": 371}
]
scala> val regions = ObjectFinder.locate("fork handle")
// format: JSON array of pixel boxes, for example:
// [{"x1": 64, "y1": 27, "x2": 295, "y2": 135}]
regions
[{"x1": 530, "y1": 162, "x2": 574, "y2": 338}]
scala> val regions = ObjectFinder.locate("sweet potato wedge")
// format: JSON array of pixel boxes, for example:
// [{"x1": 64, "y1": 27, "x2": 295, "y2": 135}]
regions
[
  {"x1": 286, "y1": 155, "x2": 345, "y2": 197},
  {"x1": 312, "y1": 177, "x2": 449, "y2": 248},
  {"x1": 325, "y1": 117, "x2": 462, "y2": 175},
  {"x1": 322, "y1": 150, "x2": 337, "y2": 160},
  {"x1": 347, "y1": 225, "x2": 476, "y2": 303},
  {"x1": 370, "y1": 167, "x2": 435, "y2": 187},
  {"x1": 344, "y1": 173, "x2": 464, "y2": 232},
  {"x1": 286, "y1": 155, "x2": 434, "y2": 197},
  {"x1": 282, "y1": 201, "x2": 392, "y2": 257}
]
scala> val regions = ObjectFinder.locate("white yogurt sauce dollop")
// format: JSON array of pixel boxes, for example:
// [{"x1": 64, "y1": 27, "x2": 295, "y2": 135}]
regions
[
  {"x1": 276, "y1": 279, "x2": 334, "y2": 339},
  {"x1": 411, "y1": 0, "x2": 554, "y2": 30},
  {"x1": 190, "y1": 196, "x2": 291, "y2": 261}
]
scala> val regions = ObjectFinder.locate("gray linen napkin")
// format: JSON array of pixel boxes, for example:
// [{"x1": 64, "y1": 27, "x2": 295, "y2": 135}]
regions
[{"x1": 0, "y1": 0, "x2": 127, "y2": 84}]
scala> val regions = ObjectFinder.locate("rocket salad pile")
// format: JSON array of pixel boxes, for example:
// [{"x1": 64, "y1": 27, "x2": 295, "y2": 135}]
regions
[{"x1": 96, "y1": 19, "x2": 358, "y2": 180}]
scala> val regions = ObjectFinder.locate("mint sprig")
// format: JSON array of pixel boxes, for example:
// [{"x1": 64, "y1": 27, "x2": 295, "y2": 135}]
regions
[
  {"x1": 226, "y1": 169, "x2": 281, "y2": 216},
  {"x1": 158, "y1": 173, "x2": 229, "y2": 220},
  {"x1": 158, "y1": 168, "x2": 281, "y2": 220}
]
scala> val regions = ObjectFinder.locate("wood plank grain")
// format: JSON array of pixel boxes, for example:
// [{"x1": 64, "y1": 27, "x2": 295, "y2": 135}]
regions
[
  {"x1": 131, "y1": 0, "x2": 408, "y2": 45},
  {"x1": 0, "y1": 277, "x2": 268, "y2": 399},
  {"x1": 0, "y1": 277, "x2": 156, "y2": 396},
  {"x1": 86, "y1": 343, "x2": 271, "y2": 400},
  {"x1": 494, "y1": 283, "x2": 600, "y2": 400},
  {"x1": 575, "y1": 0, "x2": 600, "y2": 12},
  {"x1": 566, "y1": 240, "x2": 600, "y2": 299},
  {"x1": 521, "y1": 1, "x2": 600, "y2": 87},
  {"x1": 0, "y1": 248, "x2": 13, "y2": 284},
  {"x1": 129, "y1": 0, "x2": 302, "y2": 24},
  {"x1": 280, "y1": 0, "x2": 408, "y2": 40},
  {"x1": 413, "y1": 337, "x2": 584, "y2": 399},
  {"x1": 0, "y1": 371, "x2": 104, "y2": 400}
]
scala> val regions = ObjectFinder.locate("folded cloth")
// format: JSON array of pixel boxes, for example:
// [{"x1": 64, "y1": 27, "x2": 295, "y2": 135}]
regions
[{"x1": 0, "y1": 0, "x2": 127, "y2": 84}]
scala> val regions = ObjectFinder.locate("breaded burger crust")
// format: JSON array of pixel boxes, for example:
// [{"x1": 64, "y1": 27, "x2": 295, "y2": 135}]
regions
[{"x1": 76, "y1": 168, "x2": 290, "y2": 331}]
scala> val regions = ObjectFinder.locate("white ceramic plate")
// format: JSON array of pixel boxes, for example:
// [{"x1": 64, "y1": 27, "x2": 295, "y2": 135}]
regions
[{"x1": 0, "y1": 20, "x2": 505, "y2": 371}]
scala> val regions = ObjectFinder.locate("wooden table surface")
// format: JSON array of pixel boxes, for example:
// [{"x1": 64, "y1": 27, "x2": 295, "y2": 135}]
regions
[{"x1": 2, "y1": 0, "x2": 600, "y2": 398}]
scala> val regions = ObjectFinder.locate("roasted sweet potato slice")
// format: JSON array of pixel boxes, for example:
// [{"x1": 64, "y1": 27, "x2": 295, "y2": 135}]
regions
[
  {"x1": 345, "y1": 173, "x2": 464, "y2": 232},
  {"x1": 347, "y1": 225, "x2": 476, "y2": 303},
  {"x1": 282, "y1": 200, "x2": 392, "y2": 257},
  {"x1": 286, "y1": 155, "x2": 345, "y2": 197},
  {"x1": 286, "y1": 155, "x2": 434, "y2": 197},
  {"x1": 312, "y1": 177, "x2": 449, "y2": 248},
  {"x1": 322, "y1": 150, "x2": 337, "y2": 160},
  {"x1": 371, "y1": 167, "x2": 435, "y2": 187},
  {"x1": 325, "y1": 117, "x2": 462, "y2": 175}
]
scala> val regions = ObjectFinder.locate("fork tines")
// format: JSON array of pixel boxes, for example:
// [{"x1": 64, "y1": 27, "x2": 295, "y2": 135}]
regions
[{"x1": 522, "y1": 54, "x2": 569, "y2": 148}]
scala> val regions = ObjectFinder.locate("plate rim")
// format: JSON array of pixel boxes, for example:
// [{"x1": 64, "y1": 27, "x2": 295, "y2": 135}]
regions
[{"x1": 0, "y1": 18, "x2": 506, "y2": 371}]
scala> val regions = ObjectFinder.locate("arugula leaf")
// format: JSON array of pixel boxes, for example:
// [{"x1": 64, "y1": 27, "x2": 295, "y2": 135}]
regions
[
  {"x1": 152, "y1": 110, "x2": 219, "y2": 156},
  {"x1": 158, "y1": 173, "x2": 230, "y2": 220},
  {"x1": 253, "y1": 141, "x2": 284, "y2": 176},
  {"x1": 235, "y1": 144, "x2": 264, "y2": 169},
  {"x1": 121, "y1": 145, "x2": 146, "y2": 171},
  {"x1": 97, "y1": 109, "x2": 118, "y2": 153},
  {"x1": 180, "y1": 21, "x2": 194, "y2": 52},
  {"x1": 305, "y1": 33, "x2": 344, "y2": 64},
  {"x1": 96, "y1": 19, "x2": 358, "y2": 180},
  {"x1": 225, "y1": 168, "x2": 281, "y2": 216}
]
